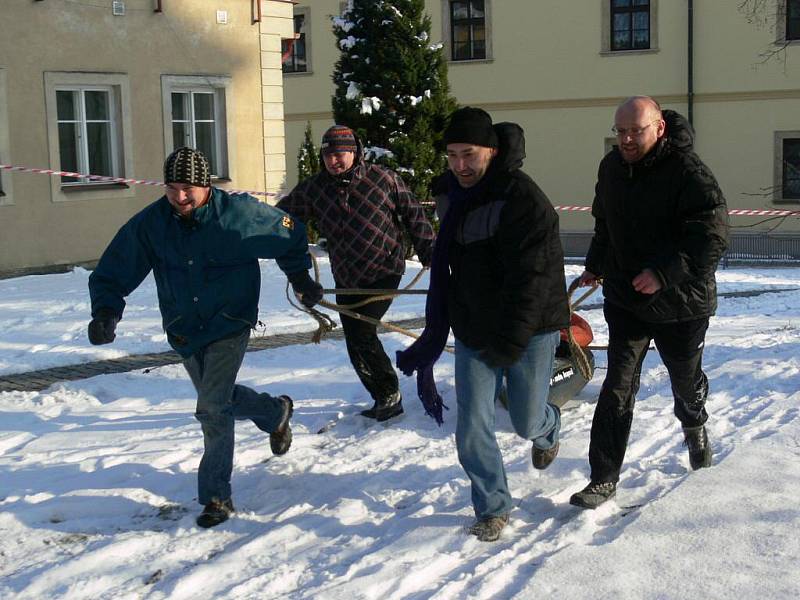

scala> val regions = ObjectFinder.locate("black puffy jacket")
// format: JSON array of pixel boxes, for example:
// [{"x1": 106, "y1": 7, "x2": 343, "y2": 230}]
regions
[
  {"x1": 436, "y1": 122, "x2": 570, "y2": 358},
  {"x1": 585, "y1": 110, "x2": 729, "y2": 323}
]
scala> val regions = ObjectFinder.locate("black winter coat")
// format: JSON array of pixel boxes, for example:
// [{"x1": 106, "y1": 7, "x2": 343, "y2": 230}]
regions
[
  {"x1": 585, "y1": 110, "x2": 729, "y2": 323},
  {"x1": 436, "y1": 123, "x2": 570, "y2": 360}
]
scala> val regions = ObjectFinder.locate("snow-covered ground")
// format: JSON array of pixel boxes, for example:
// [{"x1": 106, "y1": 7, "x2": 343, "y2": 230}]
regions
[{"x1": 1, "y1": 257, "x2": 799, "y2": 599}]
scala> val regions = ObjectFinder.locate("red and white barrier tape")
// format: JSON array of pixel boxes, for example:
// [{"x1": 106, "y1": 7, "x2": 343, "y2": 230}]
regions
[
  {"x1": 552, "y1": 205, "x2": 593, "y2": 212},
  {"x1": 3, "y1": 163, "x2": 799, "y2": 216},
  {"x1": 0, "y1": 163, "x2": 277, "y2": 198},
  {"x1": 422, "y1": 201, "x2": 800, "y2": 216}
]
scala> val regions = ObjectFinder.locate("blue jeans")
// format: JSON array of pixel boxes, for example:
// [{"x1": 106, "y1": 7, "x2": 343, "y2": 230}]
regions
[
  {"x1": 455, "y1": 331, "x2": 561, "y2": 518},
  {"x1": 183, "y1": 328, "x2": 285, "y2": 505}
]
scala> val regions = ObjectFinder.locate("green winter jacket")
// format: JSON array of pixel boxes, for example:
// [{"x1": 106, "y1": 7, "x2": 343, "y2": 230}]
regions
[{"x1": 89, "y1": 188, "x2": 311, "y2": 357}]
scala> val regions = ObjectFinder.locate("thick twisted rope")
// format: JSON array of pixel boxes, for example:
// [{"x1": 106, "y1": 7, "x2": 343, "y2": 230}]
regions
[{"x1": 289, "y1": 255, "x2": 455, "y2": 352}]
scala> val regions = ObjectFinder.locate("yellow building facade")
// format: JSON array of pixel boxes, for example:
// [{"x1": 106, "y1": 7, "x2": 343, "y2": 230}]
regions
[
  {"x1": 0, "y1": 0, "x2": 295, "y2": 275},
  {"x1": 282, "y1": 0, "x2": 800, "y2": 247}
]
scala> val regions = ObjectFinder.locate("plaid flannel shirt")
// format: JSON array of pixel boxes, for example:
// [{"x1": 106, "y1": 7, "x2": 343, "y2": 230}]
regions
[{"x1": 278, "y1": 161, "x2": 434, "y2": 288}]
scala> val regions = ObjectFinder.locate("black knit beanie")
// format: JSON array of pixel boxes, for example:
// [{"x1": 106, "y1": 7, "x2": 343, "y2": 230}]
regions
[
  {"x1": 164, "y1": 147, "x2": 211, "y2": 187},
  {"x1": 443, "y1": 107, "x2": 498, "y2": 148}
]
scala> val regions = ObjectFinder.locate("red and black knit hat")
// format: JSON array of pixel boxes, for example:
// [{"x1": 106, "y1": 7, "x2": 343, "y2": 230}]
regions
[
  {"x1": 163, "y1": 147, "x2": 211, "y2": 187},
  {"x1": 321, "y1": 125, "x2": 357, "y2": 155}
]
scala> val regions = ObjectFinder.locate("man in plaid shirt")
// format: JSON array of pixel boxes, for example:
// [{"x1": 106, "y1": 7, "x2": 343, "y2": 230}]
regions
[{"x1": 278, "y1": 125, "x2": 435, "y2": 421}]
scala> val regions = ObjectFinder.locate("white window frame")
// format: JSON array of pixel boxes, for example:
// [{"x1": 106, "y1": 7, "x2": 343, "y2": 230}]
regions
[
  {"x1": 161, "y1": 75, "x2": 232, "y2": 181},
  {"x1": 0, "y1": 67, "x2": 12, "y2": 206},
  {"x1": 774, "y1": 130, "x2": 800, "y2": 203},
  {"x1": 601, "y1": 0, "x2": 659, "y2": 55},
  {"x1": 283, "y1": 7, "x2": 312, "y2": 75},
  {"x1": 54, "y1": 86, "x2": 121, "y2": 186},
  {"x1": 44, "y1": 71, "x2": 135, "y2": 203},
  {"x1": 442, "y1": 0, "x2": 493, "y2": 63}
]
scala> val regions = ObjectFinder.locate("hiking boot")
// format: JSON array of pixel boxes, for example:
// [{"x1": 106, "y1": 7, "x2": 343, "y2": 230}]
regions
[
  {"x1": 468, "y1": 514, "x2": 509, "y2": 542},
  {"x1": 361, "y1": 392, "x2": 404, "y2": 422},
  {"x1": 196, "y1": 498, "x2": 234, "y2": 528},
  {"x1": 532, "y1": 441, "x2": 560, "y2": 470},
  {"x1": 270, "y1": 395, "x2": 293, "y2": 456},
  {"x1": 569, "y1": 481, "x2": 617, "y2": 509},
  {"x1": 683, "y1": 425, "x2": 712, "y2": 470}
]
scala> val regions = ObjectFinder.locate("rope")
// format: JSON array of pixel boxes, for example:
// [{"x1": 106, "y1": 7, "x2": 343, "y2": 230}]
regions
[
  {"x1": 285, "y1": 283, "x2": 337, "y2": 343},
  {"x1": 293, "y1": 257, "x2": 599, "y2": 366},
  {"x1": 565, "y1": 277, "x2": 600, "y2": 382},
  {"x1": 293, "y1": 254, "x2": 455, "y2": 353}
]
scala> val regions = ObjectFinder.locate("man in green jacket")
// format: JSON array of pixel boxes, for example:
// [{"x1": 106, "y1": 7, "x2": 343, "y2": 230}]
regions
[{"x1": 88, "y1": 147, "x2": 323, "y2": 528}]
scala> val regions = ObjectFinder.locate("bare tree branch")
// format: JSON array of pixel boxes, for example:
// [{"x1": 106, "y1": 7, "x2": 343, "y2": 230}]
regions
[{"x1": 738, "y1": 0, "x2": 793, "y2": 68}]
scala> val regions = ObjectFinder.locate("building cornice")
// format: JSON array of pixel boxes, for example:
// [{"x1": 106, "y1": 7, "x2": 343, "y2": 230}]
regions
[{"x1": 285, "y1": 89, "x2": 800, "y2": 121}]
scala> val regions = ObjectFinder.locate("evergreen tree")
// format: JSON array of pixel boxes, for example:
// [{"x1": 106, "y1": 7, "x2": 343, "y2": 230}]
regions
[
  {"x1": 331, "y1": 0, "x2": 457, "y2": 201},
  {"x1": 295, "y1": 121, "x2": 322, "y2": 243},
  {"x1": 297, "y1": 121, "x2": 321, "y2": 182}
]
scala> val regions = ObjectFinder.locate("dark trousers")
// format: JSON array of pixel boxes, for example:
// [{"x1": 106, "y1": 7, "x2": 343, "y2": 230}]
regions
[
  {"x1": 183, "y1": 328, "x2": 284, "y2": 504},
  {"x1": 336, "y1": 273, "x2": 402, "y2": 402},
  {"x1": 589, "y1": 301, "x2": 710, "y2": 483}
]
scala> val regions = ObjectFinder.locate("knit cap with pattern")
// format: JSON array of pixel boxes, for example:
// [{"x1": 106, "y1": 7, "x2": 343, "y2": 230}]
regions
[
  {"x1": 164, "y1": 147, "x2": 211, "y2": 187},
  {"x1": 321, "y1": 125, "x2": 358, "y2": 155}
]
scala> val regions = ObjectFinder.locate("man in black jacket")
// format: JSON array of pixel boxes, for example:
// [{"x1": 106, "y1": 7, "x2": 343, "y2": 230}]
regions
[
  {"x1": 570, "y1": 96, "x2": 729, "y2": 509},
  {"x1": 438, "y1": 107, "x2": 569, "y2": 541}
]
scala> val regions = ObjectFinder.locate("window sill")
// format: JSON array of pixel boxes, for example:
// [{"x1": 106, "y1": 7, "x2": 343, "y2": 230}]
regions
[
  {"x1": 61, "y1": 182, "x2": 129, "y2": 193},
  {"x1": 447, "y1": 58, "x2": 494, "y2": 65},
  {"x1": 282, "y1": 70, "x2": 313, "y2": 76},
  {"x1": 600, "y1": 48, "x2": 659, "y2": 57}
]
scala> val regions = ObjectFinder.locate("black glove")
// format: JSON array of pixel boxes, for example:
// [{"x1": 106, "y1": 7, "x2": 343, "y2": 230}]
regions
[
  {"x1": 88, "y1": 308, "x2": 119, "y2": 345},
  {"x1": 480, "y1": 345, "x2": 522, "y2": 369},
  {"x1": 287, "y1": 270, "x2": 324, "y2": 309}
]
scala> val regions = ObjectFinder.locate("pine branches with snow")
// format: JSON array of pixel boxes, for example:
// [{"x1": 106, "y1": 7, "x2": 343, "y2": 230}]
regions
[{"x1": 331, "y1": 0, "x2": 457, "y2": 201}]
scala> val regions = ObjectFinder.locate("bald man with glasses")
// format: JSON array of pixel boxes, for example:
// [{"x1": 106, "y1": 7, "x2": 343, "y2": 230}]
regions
[{"x1": 570, "y1": 96, "x2": 729, "y2": 509}]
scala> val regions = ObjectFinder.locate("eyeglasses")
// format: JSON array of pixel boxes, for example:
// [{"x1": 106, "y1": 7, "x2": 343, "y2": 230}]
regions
[{"x1": 611, "y1": 120, "x2": 660, "y2": 138}]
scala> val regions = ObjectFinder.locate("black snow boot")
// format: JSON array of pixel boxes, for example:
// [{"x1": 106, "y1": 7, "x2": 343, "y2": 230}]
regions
[
  {"x1": 683, "y1": 425, "x2": 712, "y2": 470},
  {"x1": 270, "y1": 395, "x2": 293, "y2": 456},
  {"x1": 196, "y1": 498, "x2": 235, "y2": 528},
  {"x1": 569, "y1": 481, "x2": 617, "y2": 509},
  {"x1": 361, "y1": 391, "x2": 403, "y2": 422}
]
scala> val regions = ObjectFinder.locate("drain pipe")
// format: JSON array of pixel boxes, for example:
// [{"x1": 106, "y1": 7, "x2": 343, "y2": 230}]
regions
[{"x1": 687, "y1": 0, "x2": 694, "y2": 126}]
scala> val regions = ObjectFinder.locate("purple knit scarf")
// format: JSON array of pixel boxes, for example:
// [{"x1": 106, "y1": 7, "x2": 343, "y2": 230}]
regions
[{"x1": 396, "y1": 172, "x2": 481, "y2": 424}]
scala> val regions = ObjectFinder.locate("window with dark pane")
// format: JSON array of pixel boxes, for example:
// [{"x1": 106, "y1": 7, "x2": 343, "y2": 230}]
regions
[
  {"x1": 55, "y1": 88, "x2": 114, "y2": 184},
  {"x1": 788, "y1": 0, "x2": 800, "y2": 40},
  {"x1": 193, "y1": 93, "x2": 217, "y2": 172},
  {"x1": 783, "y1": 138, "x2": 800, "y2": 200},
  {"x1": 171, "y1": 92, "x2": 191, "y2": 149},
  {"x1": 450, "y1": 0, "x2": 486, "y2": 61},
  {"x1": 170, "y1": 91, "x2": 220, "y2": 176},
  {"x1": 282, "y1": 13, "x2": 308, "y2": 73},
  {"x1": 84, "y1": 90, "x2": 112, "y2": 179},
  {"x1": 611, "y1": 0, "x2": 650, "y2": 51}
]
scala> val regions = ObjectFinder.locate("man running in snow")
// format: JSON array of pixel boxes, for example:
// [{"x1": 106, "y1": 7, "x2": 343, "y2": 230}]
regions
[
  {"x1": 570, "y1": 96, "x2": 729, "y2": 509},
  {"x1": 87, "y1": 147, "x2": 323, "y2": 528},
  {"x1": 429, "y1": 107, "x2": 569, "y2": 541},
  {"x1": 278, "y1": 126, "x2": 434, "y2": 422}
]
